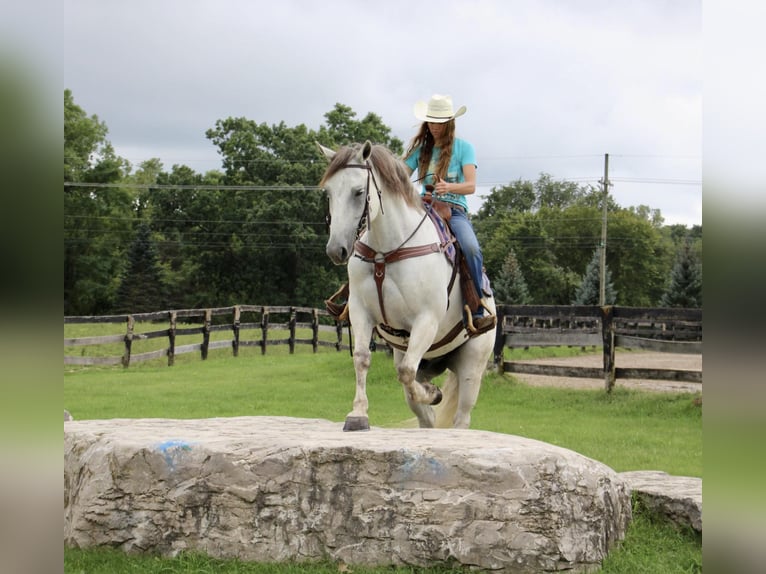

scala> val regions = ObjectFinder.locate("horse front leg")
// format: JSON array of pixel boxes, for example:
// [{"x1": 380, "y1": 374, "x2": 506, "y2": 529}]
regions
[
  {"x1": 394, "y1": 350, "x2": 436, "y2": 428},
  {"x1": 396, "y1": 319, "x2": 443, "y2": 408},
  {"x1": 344, "y1": 320, "x2": 374, "y2": 432}
]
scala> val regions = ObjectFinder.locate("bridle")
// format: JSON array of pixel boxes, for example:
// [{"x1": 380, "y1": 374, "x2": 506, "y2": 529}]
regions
[{"x1": 324, "y1": 160, "x2": 383, "y2": 238}]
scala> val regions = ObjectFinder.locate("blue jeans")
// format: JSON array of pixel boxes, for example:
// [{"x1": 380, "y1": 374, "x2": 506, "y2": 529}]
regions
[{"x1": 449, "y1": 207, "x2": 487, "y2": 315}]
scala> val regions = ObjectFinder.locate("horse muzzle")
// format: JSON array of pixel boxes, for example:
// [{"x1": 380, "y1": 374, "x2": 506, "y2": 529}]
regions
[{"x1": 326, "y1": 239, "x2": 352, "y2": 265}]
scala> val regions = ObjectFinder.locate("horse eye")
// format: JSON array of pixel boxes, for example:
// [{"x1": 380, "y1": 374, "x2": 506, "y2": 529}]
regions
[{"x1": 353, "y1": 187, "x2": 365, "y2": 197}]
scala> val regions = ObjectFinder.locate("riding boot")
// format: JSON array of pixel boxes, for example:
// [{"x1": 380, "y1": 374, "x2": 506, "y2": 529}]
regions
[{"x1": 464, "y1": 303, "x2": 496, "y2": 335}]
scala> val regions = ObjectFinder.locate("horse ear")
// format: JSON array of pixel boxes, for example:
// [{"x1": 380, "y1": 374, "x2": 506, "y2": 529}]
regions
[
  {"x1": 362, "y1": 140, "x2": 373, "y2": 161},
  {"x1": 316, "y1": 141, "x2": 336, "y2": 161}
]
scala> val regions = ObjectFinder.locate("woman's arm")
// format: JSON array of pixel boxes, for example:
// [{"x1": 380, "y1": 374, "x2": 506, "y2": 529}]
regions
[{"x1": 434, "y1": 163, "x2": 476, "y2": 196}]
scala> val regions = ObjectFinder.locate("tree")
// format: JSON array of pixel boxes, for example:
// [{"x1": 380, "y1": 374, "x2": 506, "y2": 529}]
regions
[
  {"x1": 194, "y1": 103, "x2": 405, "y2": 307},
  {"x1": 492, "y1": 248, "x2": 531, "y2": 304},
  {"x1": 133, "y1": 163, "x2": 220, "y2": 309},
  {"x1": 318, "y1": 103, "x2": 404, "y2": 153},
  {"x1": 64, "y1": 90, "x2": 134, "y2": 315},
  {"x1": 115, "y1": 222, "x2": 166, "y2": 313},
  {"x1": 602, "y1": 209, "x2": 671, "y2": 306},
  {"x1": 477, "y1": 179, "x2": 536, "y2": 218},
  {"x1": 572, "y1": 249, "x2": 617, "y2": 305},
  {"x1": 473, "y1": 177, "x2": 673, "y2": 306},
  {"x1": 660, "y1": 240, "x2": 702, "y2": 307}
]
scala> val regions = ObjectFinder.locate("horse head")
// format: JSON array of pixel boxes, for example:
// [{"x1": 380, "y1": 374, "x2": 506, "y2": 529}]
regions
[{"x1": 317, "y1": 141, "x2": 376, "y2": 265}]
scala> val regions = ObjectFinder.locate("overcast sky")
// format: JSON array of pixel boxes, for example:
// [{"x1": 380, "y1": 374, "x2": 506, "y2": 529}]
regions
[{"x1": 64, "y1": 0, "x2": 702, "y2": 226}]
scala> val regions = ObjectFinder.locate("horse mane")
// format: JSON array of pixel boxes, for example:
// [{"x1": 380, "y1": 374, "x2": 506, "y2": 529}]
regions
[{"x1": 321, "y1": 143, "x2": 421, "y2": 209}]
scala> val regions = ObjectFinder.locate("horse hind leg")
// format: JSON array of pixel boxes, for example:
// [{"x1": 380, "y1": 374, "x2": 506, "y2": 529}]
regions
[
  {"x1": 451, "y1": 356, "x2": 487, "y2": 429},
  {"x1": 433, "y1": 371, "x2": 460, "y2": 428},
  {"x1": 403, "y1": 389, "x2": 436, "y2": 428}
]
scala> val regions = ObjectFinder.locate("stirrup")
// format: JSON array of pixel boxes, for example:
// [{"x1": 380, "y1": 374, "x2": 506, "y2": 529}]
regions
[
  {"x1": 464, "y1": 304, "x2": 496, "y2": 336},
  {"x1": 325, "y1": 283, "x2": 350, "y2": 322}
]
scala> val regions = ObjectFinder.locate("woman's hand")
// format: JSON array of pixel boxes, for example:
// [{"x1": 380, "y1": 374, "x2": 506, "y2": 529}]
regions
[{"x1": 433, "y1": 176, "x2": 450, "y2": 195}]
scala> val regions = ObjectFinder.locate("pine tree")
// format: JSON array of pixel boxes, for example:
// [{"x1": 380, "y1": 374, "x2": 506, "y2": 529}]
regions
[
  {"x1": 572, "y1": 248, "x2": 617, "y2": 305},
  {"x1": 660, "y1": 240, "x2": 702, "y2": 307},
  {"x1": 115, "y1": 222, "x2": 166, "y2": 313},
  {"x1": 493, "y1": 249, "x2": 531, "y2": 304}
]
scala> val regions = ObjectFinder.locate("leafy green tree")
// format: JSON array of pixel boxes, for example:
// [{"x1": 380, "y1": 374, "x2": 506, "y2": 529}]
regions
[
  {"x1": 474, "y1": 176, "x2": 675, "y2": 306},
  {"x1": 318, "y1": 103, "x2": 404, "y2": 153},
  {"x1": 64, "y1": 90, "x2": 134, "y2": 315},
  {"x1": 130, "y1": 163, "x2": 223, "y2": 309},
  {"x1": 478, "y1": 179, "x2": 536, "y2": 218},
  {"x1": 572, "y1": 249, "x2": 617, "y2": 305},
  {"x1": 192, "y1": 103, "x2": 404, "y2": 307},
  {"x1": 660, "y1": 240, "x2": 702, "y2": 307},
  {"x1": 602, "y1": 209, "x2": 671, "y2": 306}
]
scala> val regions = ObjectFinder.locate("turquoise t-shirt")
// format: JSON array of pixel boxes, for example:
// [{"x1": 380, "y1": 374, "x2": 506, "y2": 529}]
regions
[{"x1": 404, "y1": 138, "x2": 477, "y2": 212}]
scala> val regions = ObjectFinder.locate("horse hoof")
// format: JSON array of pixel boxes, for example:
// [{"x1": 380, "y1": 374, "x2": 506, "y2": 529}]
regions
[
  {"x1": 430, "y1": 389, "x2": 443, "y2": 406},
  {"x1": 343, "y1": 416, "x2": 370, "y2": 432}
]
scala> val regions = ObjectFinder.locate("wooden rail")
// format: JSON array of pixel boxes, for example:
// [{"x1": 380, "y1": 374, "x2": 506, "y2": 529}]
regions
[
  {"x1": 66, "y1": 304, "x2": 702, "y2": 392},
  {"x1": 64, "y1": 306, "x2": 349, "y2": 367},
  {"x1": 492, "y1": 305, "x2": 702, "y2": 391}
]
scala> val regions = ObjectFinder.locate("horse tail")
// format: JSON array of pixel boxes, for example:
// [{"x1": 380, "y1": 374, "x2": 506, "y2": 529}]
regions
[{"x1": 434, "y1": 371, "x2": 459, "y2": 428}]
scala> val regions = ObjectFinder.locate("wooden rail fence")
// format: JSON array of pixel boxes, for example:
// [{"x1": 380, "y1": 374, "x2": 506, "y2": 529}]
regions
[
  {"x1": 64, "y1": 305, "x2": 347, "y2": 367},
  {"x1": 492, "y1": 305, "x2": 702, "y2": 391},
  {"x1": 65, "y1": 304, "x2": 702, "y2": 392}
]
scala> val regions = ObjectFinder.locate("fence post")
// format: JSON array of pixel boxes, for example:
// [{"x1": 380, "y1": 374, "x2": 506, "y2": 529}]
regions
[
  {"x1": 232, "y1": 305, "x2": 240, "y2": 357},
  {"x1": 311, "y1": 309, "x2": 319, "y2": 353},
  {"x1": 201, "y1": 309, "x2": 211, "y2": 360},
  {"x1": 335, "y1": 321, "x2": 343, "y2": 352},
  {"x1": 261, "y1": 306, "x2": 269, "y2": 355},
  {"x1": 493, "y1": 306, "x2": 506, "y2": 374},
  {"x1": 122, "y1": 315, "x2": 134, "y2": 368},
  {"x1": 168, "y1": 311, "x2": 176, "y2": 366},
  {"x1": 601, "y1": 305, "x2": 615, "y2": 392},
  {"x1": 289, "y1": 307, "x2": 296, "y2": 354}
]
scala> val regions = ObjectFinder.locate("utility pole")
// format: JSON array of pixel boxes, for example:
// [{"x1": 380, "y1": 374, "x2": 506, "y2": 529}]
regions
[{"x1": 599, "y1": 153, "x2": 610, "y2": 306}]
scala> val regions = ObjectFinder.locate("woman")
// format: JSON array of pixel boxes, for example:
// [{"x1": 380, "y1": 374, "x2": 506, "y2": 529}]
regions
[{"x1": 403, "y1": 94, "x2": 495, "y2": 333}]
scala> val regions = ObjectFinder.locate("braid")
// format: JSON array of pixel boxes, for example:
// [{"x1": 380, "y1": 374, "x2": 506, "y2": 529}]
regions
[{"x1": 433, "y1": 121, "x2": 455, "y2": 179}]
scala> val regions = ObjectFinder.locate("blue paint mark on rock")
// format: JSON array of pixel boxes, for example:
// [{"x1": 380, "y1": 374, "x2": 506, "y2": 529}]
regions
[
  {"x1": 398, "y1": 452, "x2": 448, "y2": 483},
  {"x1": 155, "y1": 439, "x2": 194, "y2": 470}
]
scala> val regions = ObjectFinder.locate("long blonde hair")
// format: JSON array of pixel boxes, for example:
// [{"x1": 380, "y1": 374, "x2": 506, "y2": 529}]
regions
[{"x1": 404, "y1": 120, "x2": 456, "y2": 181}]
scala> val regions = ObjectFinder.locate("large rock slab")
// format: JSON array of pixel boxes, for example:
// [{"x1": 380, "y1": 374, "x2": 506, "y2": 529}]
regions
[
  {"x1": 619, "y1": 470, "x2": 702, "y2": 533},
  {"x1": 64, "y1": 416, "x2": 631, "y2": 573}
]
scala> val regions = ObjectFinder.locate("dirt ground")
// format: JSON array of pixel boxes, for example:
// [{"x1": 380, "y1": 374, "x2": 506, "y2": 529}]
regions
[{"x1": 508, "y1": 351, "x2": 702, "y2": 394}]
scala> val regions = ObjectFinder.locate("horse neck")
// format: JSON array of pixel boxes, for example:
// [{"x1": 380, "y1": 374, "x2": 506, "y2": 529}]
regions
[{"x1": 366, "y1": 191, "x2": 431, "y2": 252}]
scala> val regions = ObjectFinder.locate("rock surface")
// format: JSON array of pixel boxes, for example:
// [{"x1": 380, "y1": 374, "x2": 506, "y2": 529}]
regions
[
  {"x1": 64, "y1": 416, "x2": 632, "y2": 573},
  {"x1": 619, "y1": 470, "x2": 702, "y2": 533}
]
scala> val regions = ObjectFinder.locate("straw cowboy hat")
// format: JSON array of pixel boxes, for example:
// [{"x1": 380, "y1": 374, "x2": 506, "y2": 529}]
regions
[{"x1": 413, "y1": 94, "x2": 467, "y2": 123}]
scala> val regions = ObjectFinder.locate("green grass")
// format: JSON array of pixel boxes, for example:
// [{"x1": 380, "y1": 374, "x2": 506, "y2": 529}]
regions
[
  {"x1": 64, "y1": 547, "x2": 472, "y2": 573},
  {"x1": 600, "y1": 498, "x2": 702, "y2": 573},
  {"x1": 64, "y1": 347, "x2": 701, "y2": 476},
  {"x1": 64, "y1": 342, "x2": 702, "y2": 572}
]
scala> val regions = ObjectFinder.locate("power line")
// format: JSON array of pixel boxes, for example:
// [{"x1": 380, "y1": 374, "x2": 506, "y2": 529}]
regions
[
  {"x1": 609, "y1": 177, "x2": 701, "y2": 185},
  {"x1": 64, "y1": 177, "x2": 700, "y2": 191},
  {"x1": 64, "y1": 182, "x2": 324, "y2": 191}
]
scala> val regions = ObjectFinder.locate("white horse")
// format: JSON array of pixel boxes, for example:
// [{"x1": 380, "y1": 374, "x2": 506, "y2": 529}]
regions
[{"x1": 318, "y1": 141, "x2": 496, "y2": 431}]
